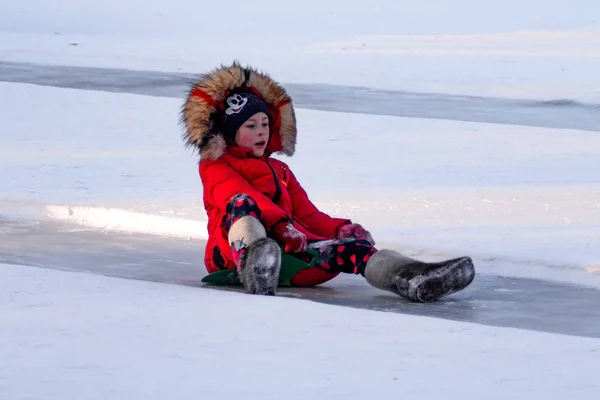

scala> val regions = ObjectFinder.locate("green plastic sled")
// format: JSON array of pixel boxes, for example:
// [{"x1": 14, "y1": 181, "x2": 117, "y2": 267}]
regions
[{"x1": 201, "y1": 248, "x2": 320, "y2": 287}]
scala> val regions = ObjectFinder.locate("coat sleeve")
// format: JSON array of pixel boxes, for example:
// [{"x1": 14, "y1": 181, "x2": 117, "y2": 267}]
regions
[
  {"x1": 200, "y1": 160, "x2": 290, "y2": 231},
  {"x1": 285, "y1": 167, "x2": 350, "y2": 239}
]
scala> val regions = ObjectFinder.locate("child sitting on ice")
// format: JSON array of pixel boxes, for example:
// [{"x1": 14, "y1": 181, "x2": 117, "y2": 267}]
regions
[{"x1": 180, "y1": 62, "x2": 474, "y2": 301}]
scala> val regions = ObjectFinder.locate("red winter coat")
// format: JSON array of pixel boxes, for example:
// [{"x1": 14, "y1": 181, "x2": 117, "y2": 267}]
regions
[{"x1": 200, "y1": 146, "x2": 349, "y2": 284}]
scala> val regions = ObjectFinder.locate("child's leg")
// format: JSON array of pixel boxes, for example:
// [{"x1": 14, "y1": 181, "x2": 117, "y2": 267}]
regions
[
  {"x1": 225, "y1": 194, "x2": 281, "y2": 295},
  {"x1": 365, "y1": 250, "x2": 475, "y2": 302},
  {"x1": 225, "y1": 193, "x2": 265, "y2": 271},
  {"x1": 308, "y1": 238, "x2": 378, "y2": 276},
  {"x1": 224, "y1": 193, "x2": 262, "y2": 232}
]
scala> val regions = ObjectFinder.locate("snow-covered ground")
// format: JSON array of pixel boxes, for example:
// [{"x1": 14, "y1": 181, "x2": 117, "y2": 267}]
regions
[
  {"x1": 2, "y1": 0, "x2": 600, "y2": 397},
  {"x1": 1, "y1": 0, "x2": 600, "y2": 101},
  {"x1": 3, "y1": 263, "x2": 600, "y2": 400}
]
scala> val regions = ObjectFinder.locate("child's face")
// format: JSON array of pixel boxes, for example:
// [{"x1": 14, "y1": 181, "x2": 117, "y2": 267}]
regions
[{"x1": 235, "y1": 112, "x2": 270, "y2": 157}]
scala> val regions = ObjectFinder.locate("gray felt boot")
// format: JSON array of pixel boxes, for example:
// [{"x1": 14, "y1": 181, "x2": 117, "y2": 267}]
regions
[
  {"x1": 238, "y1": 237, "x2": 282, "y2": 295},
  {"x1": 365, "y1": 249, "x2": 475, "y2": 302},
  {"x1": 229, "y1": 216, "x2": 281, "y2": 295}
]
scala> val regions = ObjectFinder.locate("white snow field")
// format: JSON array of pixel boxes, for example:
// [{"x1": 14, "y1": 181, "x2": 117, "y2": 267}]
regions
[
  {"x1": 2, "y1": 263, "x2": 600, "y2": 400},
  {"x1": 2, "y1": 0, "x2": 600, "y2": 398},
  {"x1": 1, "y1": 0, "x2": 600, "y2": 101}
]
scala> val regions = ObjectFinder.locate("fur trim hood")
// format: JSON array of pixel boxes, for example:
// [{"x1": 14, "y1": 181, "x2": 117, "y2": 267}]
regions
[{"x1": 180, "y1": 62, "x2": 297, "y2": 160}]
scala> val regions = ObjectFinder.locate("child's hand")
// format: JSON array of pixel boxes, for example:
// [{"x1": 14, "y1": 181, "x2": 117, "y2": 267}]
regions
[
  {"x1": 337, "y1": 223, "x2": 375, "y2": 246},
  {"x1": 272, "y1": 222, "x2": 308, "y2": 253}
]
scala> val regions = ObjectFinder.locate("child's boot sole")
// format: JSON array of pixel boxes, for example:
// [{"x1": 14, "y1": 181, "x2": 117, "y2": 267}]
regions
[{"x1": 403, "y1": 257, "x2": 475, "y2": 302}]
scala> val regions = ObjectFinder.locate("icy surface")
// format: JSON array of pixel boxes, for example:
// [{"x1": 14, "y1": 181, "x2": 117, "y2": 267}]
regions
[{"x1": 2, "y1": 60, "x2": 599, "y2": 134}]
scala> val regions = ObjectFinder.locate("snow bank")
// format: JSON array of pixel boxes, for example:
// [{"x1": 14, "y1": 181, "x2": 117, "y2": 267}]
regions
[
  {"x1": 44, "y1": 205, "x2": 208, "y2": 239},
  {"x1": 2, "y1": 263, "x2": 600, "y2": 399},
  {"x1": 308, "y1": 28, "x2": 600, "y2": 57}
]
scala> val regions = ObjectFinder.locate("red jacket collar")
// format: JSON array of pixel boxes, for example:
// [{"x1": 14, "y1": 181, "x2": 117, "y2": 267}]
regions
[{"x1": 225, "y1": 145, "x2": 272, "y2": 160}]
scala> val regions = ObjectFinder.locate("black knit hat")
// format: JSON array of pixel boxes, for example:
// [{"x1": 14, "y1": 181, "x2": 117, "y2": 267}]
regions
[{"x1": 218, "y1": 91, "x2": 271, "y2": 141}]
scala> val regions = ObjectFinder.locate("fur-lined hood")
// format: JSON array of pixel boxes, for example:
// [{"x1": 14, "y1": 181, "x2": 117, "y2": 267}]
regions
[{"x1": 180, "y1": 62, "x2": 297, "y2": 160}]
